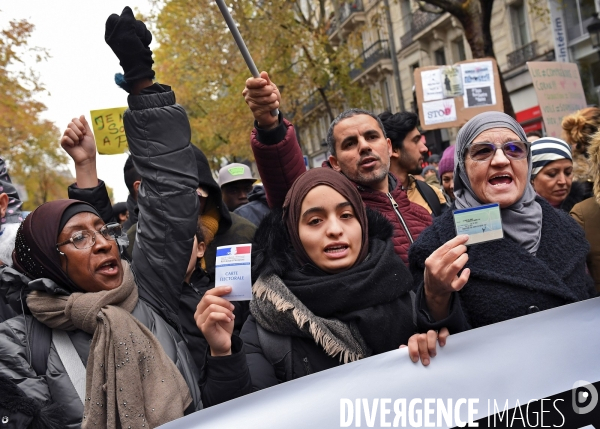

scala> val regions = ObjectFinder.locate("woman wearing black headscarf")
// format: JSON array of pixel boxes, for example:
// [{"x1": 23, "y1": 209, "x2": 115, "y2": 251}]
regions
[
  {"x1": 408, "y1": 112, "x2": 595, "y2": 351},
  {"x1": 196, "y1": 168, "x2": 416, "y2": 406},
  {"x1": 0, "y1": 200, "x2": 200, "y2": 428}
]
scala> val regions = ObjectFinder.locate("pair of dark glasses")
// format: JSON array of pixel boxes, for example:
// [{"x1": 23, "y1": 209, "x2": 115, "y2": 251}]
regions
[{"x1": 466, "y1": 141, "x2": 529, "y2": 162}]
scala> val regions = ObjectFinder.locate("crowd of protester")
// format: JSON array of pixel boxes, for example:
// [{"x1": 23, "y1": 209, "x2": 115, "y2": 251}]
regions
[{"x1": 0, "y1": 6, "x2": 598, "y2": 428}]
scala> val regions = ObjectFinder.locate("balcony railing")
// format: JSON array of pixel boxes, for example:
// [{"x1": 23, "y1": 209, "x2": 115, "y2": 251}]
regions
[
  {"x1": 326, "y1": 0, "x2": 364, "y2": 36},
  {"x1": 506, "y1": 40, "x2": 538, "y2": 69},
  {"x1": 400, "y1": 10, "x2": 441, "y2": 49},
  {"x1": 349, "y1": 39, "x2": 390, "y2": 80}
]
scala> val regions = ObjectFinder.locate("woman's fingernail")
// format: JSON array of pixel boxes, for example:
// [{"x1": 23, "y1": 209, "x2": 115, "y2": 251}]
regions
[{"x1": 423, "y1": 358, "x2": 430, "y2": 366}]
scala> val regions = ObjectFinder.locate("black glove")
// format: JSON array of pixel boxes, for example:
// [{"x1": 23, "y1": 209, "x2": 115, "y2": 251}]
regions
[{"x1": 105, "y1": 6, "x2": 155, "y2": 84}]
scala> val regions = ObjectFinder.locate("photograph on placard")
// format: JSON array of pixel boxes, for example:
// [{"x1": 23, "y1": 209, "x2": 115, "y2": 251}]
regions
[{"x1": 441, "y1": 65, "x2": 463, "y2": 98}]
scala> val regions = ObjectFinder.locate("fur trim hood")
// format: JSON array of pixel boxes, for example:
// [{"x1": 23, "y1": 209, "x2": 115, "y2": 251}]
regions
[{"x1": 252, "y1": 207, "x2": 394, "y2": 282}]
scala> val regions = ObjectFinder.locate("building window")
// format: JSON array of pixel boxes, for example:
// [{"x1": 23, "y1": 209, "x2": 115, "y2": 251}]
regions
[
  {"x1": 434, "y1": 48, "x2": 446, "y2": 65},
  {"x1": 382, "y1": 79, "x2": 392, "y2": 111},
  {"x1": 564, "y1": 0, "x2": 597, "y2": 42},
  {"x1": 510, "y1": 1, "x2": 530, "y2": 48},
  {"x1": 401, "y1": 0, "x2": 412, "y2": 33},
  {"x1": 453, "y1": 38, "x2": 466, "y2": 62}
]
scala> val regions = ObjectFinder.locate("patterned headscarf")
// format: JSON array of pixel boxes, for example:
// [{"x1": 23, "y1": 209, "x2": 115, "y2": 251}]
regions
[{"x1": 530, "y1": 137, "x2": 572, "y2": 179}]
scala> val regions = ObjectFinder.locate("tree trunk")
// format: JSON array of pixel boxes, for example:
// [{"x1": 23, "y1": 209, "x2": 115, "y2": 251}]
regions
[{"x1": 318, "y1": 87, "x2": 335, "y2": 122}]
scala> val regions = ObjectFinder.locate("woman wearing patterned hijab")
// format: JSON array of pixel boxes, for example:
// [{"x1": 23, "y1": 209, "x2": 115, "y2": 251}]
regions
[
  {"x1": 408, "y1": 112, "x2": 594, "y2": 355},
  {"x1": 530, "y1": 137, "x2": 590, "y2": 212}
]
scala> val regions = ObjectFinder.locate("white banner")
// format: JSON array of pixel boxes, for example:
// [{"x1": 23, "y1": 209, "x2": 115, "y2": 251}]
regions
[{"x1": 160, "y1": 297, "x2": 600, "y2": 428}]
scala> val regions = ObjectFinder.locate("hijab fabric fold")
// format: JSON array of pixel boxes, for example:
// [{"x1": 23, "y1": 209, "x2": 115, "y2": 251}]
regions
[
  {"x1": 27, "y1": 261, "x2": 192, "y2": 429},
  {"x1": 282, "y1": 168, "x2": 369, "y2": 267},
  {"x1": 454, "y1": 112, "x2": 543, "y2": 254}
]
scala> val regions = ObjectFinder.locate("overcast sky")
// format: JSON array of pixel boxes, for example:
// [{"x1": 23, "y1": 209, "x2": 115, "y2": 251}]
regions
[{"x1": 1, "y1": 1, "x2": 156, "y2": 203}]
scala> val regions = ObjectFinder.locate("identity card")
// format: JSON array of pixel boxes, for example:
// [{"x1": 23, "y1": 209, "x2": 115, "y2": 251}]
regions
[
  {"x1": 214, "y1": 244, "x2": 253, "y2": 301},
  {"x1": 453, "y1": 203, "x2": 503, "y2": 245}
]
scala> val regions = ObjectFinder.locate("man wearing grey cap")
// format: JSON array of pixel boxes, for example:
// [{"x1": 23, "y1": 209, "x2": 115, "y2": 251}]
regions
[{"x1": 218, "y1": 163, "x2": 257, "y2": 211}]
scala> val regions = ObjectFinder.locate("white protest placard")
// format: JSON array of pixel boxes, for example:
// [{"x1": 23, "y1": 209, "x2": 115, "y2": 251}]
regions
[
  {"x1": 527, "y1": 61, "x2": 587, "y2": 138},
  {"x1": 160, "y1": 297, "x2": 600, "y2": 428},
  {"x1": 422, "y1": 99, "x2": 457, "y2": 125},
  {"x1": 421, "y1": 69, "x2": 444, "y2": 102},
  {"x1": 215, "y1": 244, "x2": 253, "y2": 301},
  {"x1": 461, "y1": 60, "x2": 496, "y2": 108}
]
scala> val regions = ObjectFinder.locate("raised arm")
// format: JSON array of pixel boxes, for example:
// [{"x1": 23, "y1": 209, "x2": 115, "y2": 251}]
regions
[
  {"x1": 105, "y1": 7, "x2": 199, "y2": 330},
  {"x1": 243, "y1": 72, "x2": 306, "y2": 208},
  {"x1": 61, "y1": 116, "x2": 114, "y2": 224}
]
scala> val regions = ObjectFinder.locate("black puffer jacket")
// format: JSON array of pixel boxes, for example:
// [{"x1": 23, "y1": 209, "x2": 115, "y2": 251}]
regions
[
  {"x1": 0, "y1": 84, "x2": 203, "y2": 427},
  {"x1": 200, "y1": 208, "x2": 416, "y2": 407},
  {"x1": 409, "y1": 197, "x2": 596, "y2": 333}
]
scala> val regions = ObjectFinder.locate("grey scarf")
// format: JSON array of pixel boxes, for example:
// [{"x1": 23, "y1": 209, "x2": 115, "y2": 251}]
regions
[
  {"x1": 454, "y1": 111, "x2": 542, "y2": 254},
  {"x1": 250, "y1": 274, "x2": 368, "y2": 363}
]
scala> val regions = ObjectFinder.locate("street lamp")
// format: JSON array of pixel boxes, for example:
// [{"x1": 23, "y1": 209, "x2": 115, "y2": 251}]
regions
[{"x1": 587, "y1": 13, "x2": 600, "y2": 56}]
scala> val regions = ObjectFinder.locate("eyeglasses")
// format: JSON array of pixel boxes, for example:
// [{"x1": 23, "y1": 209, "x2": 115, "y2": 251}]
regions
[
  {"x1": 56, "y1": 223, "x2": 123, "y2": 250},
  {"x1": 466, "y1": 141, "x2": 529, "y2": 162}
]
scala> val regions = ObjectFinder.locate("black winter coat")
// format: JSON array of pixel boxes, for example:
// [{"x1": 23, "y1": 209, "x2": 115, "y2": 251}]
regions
[
  {"x1": 409, "y1": 197, "x2": 596, "y2": 333},
  {"x1": 200, "y1": 208, "x2": 416, "y2": 407}
]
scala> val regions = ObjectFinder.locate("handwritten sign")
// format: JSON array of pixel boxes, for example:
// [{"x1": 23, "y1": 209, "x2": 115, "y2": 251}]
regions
[
  {"x1": 90, "y1": 107, "x2": 129, "y2": 155},
  {"x1": 527, "y1": 62, "x2": 587, "y2": 138}
]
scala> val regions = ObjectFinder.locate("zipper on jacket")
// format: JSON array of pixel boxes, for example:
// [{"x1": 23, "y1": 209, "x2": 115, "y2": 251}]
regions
[
  {"x1": 386, "y1": 193, "x2": 414, "y2": 244},
  {"x1": 303, "y1": 357, "x2": 312, "y2": 375}
]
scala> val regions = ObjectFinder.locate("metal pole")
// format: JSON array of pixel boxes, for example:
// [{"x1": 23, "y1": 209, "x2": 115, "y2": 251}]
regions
[
  {"x1": 214, "y1": 0, "x2": 279, "y2": 116},
  {"x1": 383, "y1": 0, "x2": 405, "y2": 112}
]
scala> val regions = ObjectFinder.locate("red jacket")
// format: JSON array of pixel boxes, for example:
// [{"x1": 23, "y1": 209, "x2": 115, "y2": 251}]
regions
[{"x1": 250, "y1": 119, "x2": 432, "y2": 264}]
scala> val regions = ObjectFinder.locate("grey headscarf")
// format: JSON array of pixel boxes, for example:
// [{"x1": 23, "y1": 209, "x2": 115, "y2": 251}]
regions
[{"x1": 454, "y1": 111, "x2": 542, "y2": 254}]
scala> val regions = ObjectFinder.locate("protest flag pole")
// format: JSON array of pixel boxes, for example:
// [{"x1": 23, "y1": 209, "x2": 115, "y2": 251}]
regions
[{"x1": 214, "y1": 0, "x2": 279, "y2": 117}]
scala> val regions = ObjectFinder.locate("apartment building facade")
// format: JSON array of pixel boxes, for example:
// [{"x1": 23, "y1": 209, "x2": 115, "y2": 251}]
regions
[{"x1": 295, "y1": 0, "x2": 599, "y2": 166}]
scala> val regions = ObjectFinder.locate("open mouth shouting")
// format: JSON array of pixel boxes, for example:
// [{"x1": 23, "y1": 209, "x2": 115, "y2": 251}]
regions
[
  {"x1": 358, "y1": 156, "x2": 380, "y2": 170},
  {"x1": 324, "y1": 242, "x2": 350, "y2": 259},
  {"x1": 488, "y1": 172, "x2": 513, "y2": 187},
  {"x1": 96, "y1": 258, "x2": 120, "y2": 276}
]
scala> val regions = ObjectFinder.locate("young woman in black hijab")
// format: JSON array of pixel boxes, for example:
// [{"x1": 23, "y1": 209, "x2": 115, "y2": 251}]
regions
[{"x1": 196, "y1": 168, "x2": 416, "y2": 406}]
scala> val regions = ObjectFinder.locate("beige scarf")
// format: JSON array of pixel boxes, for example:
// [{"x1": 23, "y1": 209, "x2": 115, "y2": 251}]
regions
[{"x1": 27, "y1": 261, "x2": 192, "y2": 429}]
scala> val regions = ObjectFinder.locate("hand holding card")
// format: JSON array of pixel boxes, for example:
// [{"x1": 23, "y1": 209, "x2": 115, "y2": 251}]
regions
[
  {"x1": 215, "y1": 244, "x2": 253, "y2": 301},
  {"x1": 423, "y1": 234, "x2": 471, "y2": 321}
]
